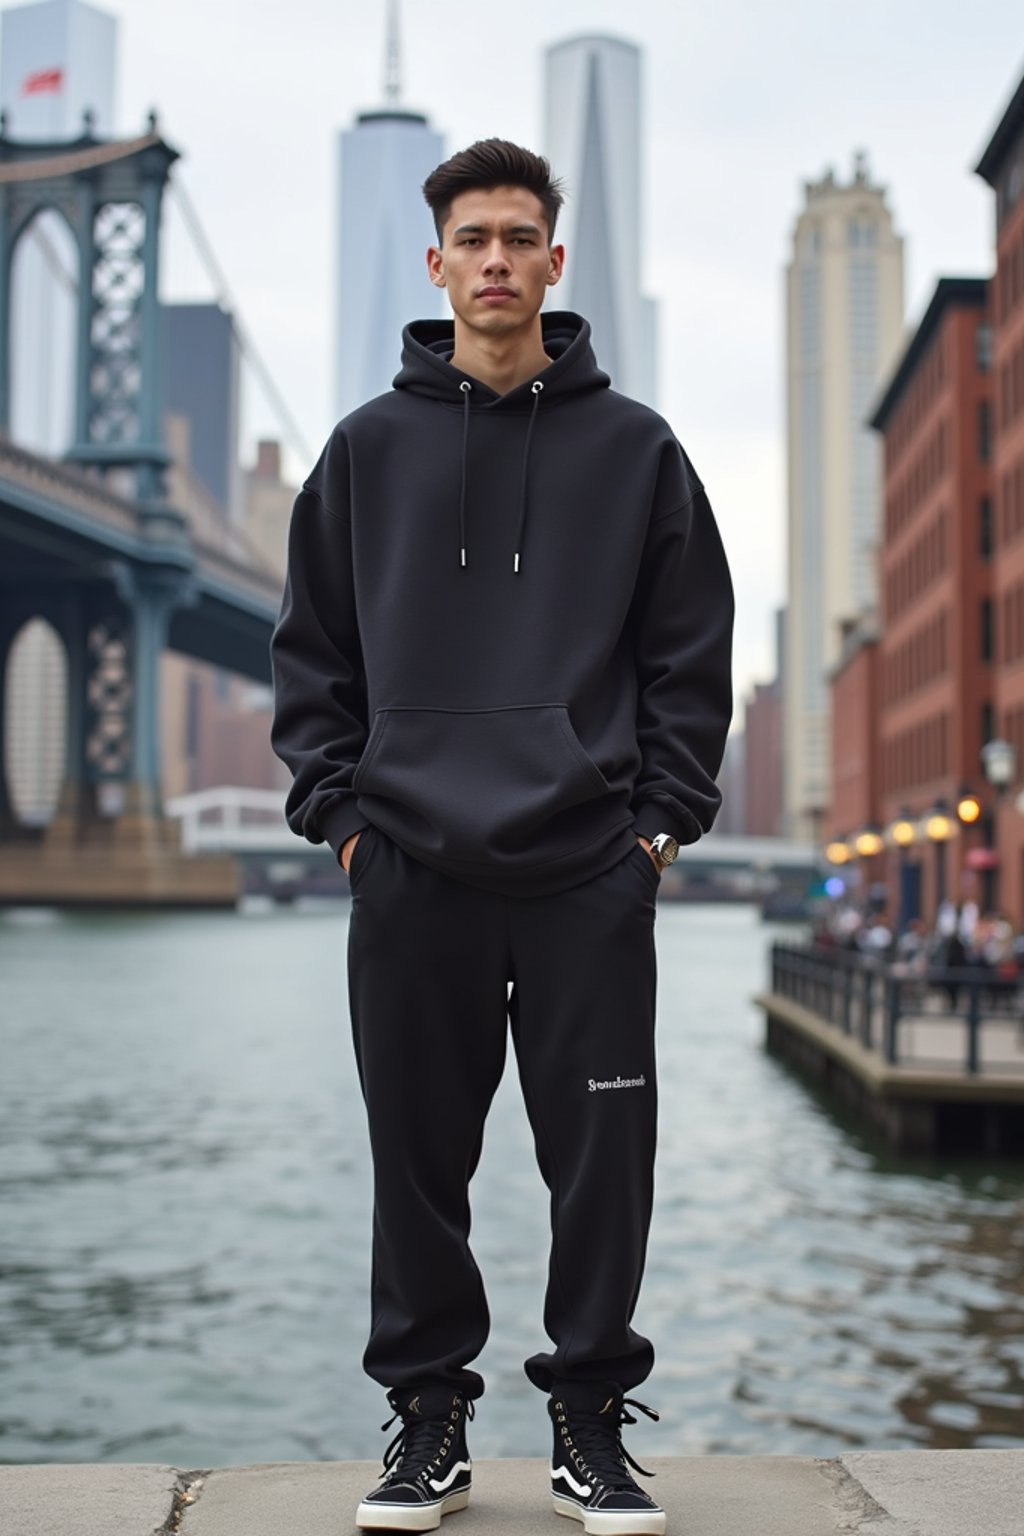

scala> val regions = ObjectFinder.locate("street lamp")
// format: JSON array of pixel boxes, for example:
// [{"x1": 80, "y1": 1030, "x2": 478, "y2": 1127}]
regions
[
  {"x1": 980, "y1": 738, "x2": 1017, "y2": 911},
  {"x1": 888, "y1": 813, "x2": 917, "y2": 850},
  {"x1": 956, "y1": 787, "x2": 982, "y2": 827},
  {"x1": 886, "y1": 808, "x2": 918, "y2": 930},
  {"x1": 922, "y1": 799, "x2": 958, "y2": 921},
  {"x1": 852, "y1": 825, "x2": 887, "y2": 914},
  {"x1": 853, "y1": 827, "x2": 884, "y2": 858},
  {"x1": 981, "y1": 738, "x2": 1016, "y2": 789}
]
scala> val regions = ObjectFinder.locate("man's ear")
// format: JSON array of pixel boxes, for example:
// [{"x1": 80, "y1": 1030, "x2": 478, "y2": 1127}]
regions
[
  {"x1": 547, "y1": 242, "x2": 566, "y2": 287},
  {"x1": 426, "y1": 245, "x2": 446, "y2": 287}
]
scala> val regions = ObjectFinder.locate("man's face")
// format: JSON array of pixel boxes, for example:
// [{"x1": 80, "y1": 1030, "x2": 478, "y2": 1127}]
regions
[{"x1": 427, "y1": 185, "x2": 564, "y2": 335}]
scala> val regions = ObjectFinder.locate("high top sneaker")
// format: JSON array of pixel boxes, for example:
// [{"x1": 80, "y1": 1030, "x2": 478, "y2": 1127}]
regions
[
  {"x1": 356, "y1": 1384, "x2": 474, "y2": 1532},
  {"x1": 548, "y1": 1381, "x2": 666, "y2": 1535}
]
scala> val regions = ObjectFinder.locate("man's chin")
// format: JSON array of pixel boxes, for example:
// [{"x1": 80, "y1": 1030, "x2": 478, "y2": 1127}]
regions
[{"x1": 453, "y1": 303, "x2": 541, "y2": 334}]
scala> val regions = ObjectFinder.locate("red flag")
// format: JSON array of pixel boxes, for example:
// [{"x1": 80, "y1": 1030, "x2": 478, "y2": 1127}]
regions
[{"x1": 23, "y1": 67, "x2": 64, "y2": 95}]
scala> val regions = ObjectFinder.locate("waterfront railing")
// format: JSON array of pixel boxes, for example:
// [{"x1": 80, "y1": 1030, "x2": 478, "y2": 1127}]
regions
[{"x1": 769, "y1": 943, "x2": 1024, "y2": 1076}]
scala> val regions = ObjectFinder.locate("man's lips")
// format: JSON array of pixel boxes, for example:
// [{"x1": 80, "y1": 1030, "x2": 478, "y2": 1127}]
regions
[{"x1": 478, "y1": 287, "x2": 516, "y2": 301}]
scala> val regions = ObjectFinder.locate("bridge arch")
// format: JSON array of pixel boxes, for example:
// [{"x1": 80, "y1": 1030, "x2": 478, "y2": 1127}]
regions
[
  {"x1": 8, "y1": 205, "x2": 78, "y2": 457},
  {"x1": 1, "y1": 614, "x2": 68, "y2": 830}
]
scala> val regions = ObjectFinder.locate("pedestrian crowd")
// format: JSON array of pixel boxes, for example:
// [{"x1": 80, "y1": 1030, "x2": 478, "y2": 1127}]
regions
[{"x1": 813, "y1": 898, "x2": 1023, "y2": 981}]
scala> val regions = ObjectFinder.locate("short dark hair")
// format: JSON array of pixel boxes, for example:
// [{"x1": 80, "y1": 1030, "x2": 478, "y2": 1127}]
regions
[{"x1": 422, "y1": 138, "x2": 566, "y2": 244}]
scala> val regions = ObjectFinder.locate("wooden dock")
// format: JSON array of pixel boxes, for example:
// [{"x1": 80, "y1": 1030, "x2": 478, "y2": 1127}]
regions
[{"x1": 755, "y1": 945, "x2": 1024, "y2": 1153}]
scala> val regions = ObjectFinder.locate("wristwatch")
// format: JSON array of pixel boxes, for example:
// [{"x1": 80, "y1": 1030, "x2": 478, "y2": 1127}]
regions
[{"x1": 650, "y1": 832, "x2": 679, "y2": 870}]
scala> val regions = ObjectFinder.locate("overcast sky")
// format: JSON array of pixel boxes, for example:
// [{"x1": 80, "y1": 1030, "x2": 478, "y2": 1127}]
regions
[{"x1": 104, "y1": 0, "x2": 1022, "y2": 708}]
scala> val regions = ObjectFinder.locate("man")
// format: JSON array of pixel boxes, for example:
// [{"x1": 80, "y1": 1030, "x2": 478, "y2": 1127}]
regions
[{"x1": 270, "y1": 139, "x2": 734, "y2": 1535}]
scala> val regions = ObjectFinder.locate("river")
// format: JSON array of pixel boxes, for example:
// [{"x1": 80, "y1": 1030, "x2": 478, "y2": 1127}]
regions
[{"x1": 2, "y1": 898, "x2": 1022, "y2": 1465}]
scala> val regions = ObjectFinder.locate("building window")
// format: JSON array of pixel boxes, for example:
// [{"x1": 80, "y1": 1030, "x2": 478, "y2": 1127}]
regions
[
  {"x1": 981, "y1": 701, "x2": 994, "y2": 749},
  {"x1": 976, "y1": 324, "x2": 993, "y2": 373},
  {"x1": 980, "y1": 495, "x2": 993, "y2": 559},
  {"x1": 979, "y1": 401, "x2": 992, "y2": 464},
  {"x1": 981, "y1": 598, "x2": 994, "y2": 664}
]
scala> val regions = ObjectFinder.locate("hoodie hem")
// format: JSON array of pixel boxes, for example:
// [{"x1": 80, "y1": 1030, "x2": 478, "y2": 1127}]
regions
[{"x1": 370, "y1": 815, "x2": 640, "y2": 899}]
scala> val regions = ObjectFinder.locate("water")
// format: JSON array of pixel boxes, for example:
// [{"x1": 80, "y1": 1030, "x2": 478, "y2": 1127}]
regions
[{"x1": 2, "y1": 900, "x2": 1023, "y2": 1466}]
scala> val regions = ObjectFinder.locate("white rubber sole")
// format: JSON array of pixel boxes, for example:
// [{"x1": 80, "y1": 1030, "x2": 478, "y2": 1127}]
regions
[
  {"x1": 356, "y1": 1486, "x2": 470, "y2": 1531},
  {"x1": 553, "y1": 1492, "x2": 667, "y2": 1535}
]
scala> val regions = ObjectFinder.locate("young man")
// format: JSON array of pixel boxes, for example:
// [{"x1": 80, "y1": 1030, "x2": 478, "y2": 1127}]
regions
[{"x1": 270, "y1": 139, "x2": 734, "y2": 1534}]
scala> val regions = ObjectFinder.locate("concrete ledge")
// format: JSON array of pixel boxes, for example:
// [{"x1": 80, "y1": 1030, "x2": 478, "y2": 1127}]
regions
[
  {"x1": 2, "y1": 1451, "x2": 1023, "y2": 1535},
  {"x1": 0, "y1": 1463, "x2": 180, "y2": 1536}
]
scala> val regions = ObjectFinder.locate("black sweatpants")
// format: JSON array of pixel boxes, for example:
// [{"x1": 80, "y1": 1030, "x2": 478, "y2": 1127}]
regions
[{"x1": 345, "y1": 822, "x2": 660, "y2": 1400}]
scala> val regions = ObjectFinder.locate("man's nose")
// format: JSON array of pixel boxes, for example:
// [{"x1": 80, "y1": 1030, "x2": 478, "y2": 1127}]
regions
[{"x1": 481, "y1": 241, "x2": 510, "y2": 273}]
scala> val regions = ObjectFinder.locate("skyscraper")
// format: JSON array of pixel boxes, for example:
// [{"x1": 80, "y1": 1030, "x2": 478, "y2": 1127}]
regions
[
  {"x1": 542, "y1": 33, "x2": 657, "y2": 407},
  {"x1": 0, "y1": 0, "x2": 115, "y2": 138},
  {"x1": 783, "y1": 152, "x2": 904, "y2": 842},
  {"x1": 160, "y1": 301, "x2": 241, "y2": 522},
  {"x1": 334, "y1": 0, "x2": 444, "y2": 421}
]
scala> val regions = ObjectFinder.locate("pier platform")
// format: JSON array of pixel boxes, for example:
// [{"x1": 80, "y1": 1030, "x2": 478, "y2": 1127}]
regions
[
  {"x1": 756, "y1": 943, "x2": 1024, "y2": 1151},
  {"x1": 2, "y1": 1451, "x2": 1023, "y2": 1535}
]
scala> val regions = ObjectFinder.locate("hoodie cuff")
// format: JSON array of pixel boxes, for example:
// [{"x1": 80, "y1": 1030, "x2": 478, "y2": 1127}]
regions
[
  {"x1": 319, "y1": 797, "x2": 371, "y2": 864},
  {"x1": 631, "y1": 800, "x2": 700, "y2": 847}
]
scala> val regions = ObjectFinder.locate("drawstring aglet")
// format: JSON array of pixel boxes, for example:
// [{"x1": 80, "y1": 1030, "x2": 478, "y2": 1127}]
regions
[
  {"x1": 513, "y1": 552, "x2": 520, "y2": 574},
  {"x1": 461, "y1": 547, "x2": 467, "y2": 567}
]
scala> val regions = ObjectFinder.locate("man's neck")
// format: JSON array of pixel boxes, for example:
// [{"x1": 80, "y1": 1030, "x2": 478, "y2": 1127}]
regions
[{"x1": 450, "y1": 319, "x2": 551, "y2": 396}]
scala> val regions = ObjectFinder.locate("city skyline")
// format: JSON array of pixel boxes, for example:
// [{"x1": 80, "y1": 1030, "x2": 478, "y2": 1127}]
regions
[{"x1": 0, "y1": 0, "x2": 1019, "y2": 713}]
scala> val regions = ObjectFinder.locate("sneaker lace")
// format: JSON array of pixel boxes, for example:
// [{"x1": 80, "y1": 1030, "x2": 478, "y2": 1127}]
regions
[
  {"x1": 565, "y1": 1396, "x2": 660, "y2": 1489},
  {"x1": 379, "y1": 1394, "x2": 475, "y2": 1482}
]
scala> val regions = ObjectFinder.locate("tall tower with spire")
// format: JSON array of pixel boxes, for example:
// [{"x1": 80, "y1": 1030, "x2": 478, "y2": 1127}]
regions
[
  {"x1": 334, "y1": 0, "x2": 444, "y2": 420},
  {"x1": 542, "y1": 33, "x2": 658, "y2": 407}
]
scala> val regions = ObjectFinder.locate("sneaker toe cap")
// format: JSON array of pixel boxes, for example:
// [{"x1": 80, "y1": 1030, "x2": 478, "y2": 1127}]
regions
[
  {"x1": 363, "y1": 1481, "x2": 427, "y2": 1506},
  {"x1": 595, "y1": 1489, "x2": 661, "y2": 1512}
]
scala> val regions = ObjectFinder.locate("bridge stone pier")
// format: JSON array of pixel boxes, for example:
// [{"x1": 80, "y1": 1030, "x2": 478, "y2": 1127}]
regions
[{"x1": 0, "y1": 119, "x2": 281, "y2": 907}]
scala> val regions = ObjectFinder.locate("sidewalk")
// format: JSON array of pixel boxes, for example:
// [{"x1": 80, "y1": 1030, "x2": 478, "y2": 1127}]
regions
[{"x1": 3, "y1": 1450, "x2": 1023, "y2": 1535}]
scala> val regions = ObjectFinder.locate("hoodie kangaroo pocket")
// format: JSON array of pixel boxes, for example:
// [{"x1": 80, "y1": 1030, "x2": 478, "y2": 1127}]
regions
[{"x1": 352, "y1": 704, "x2": 610, "y2": 864}]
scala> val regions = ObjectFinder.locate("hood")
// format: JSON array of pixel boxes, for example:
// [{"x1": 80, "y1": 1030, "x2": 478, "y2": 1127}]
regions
[
  {"x1": 392, "y1": 309, "x2": 610, "y2": 405},
  {"x1": 391, "y1": 310, "x2": 612, "y2": 573}
]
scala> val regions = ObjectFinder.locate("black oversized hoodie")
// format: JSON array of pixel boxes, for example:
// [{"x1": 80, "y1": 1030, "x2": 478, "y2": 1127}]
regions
[{"x1": 269, "y1": 310, "x2": 735, "y2": 898}]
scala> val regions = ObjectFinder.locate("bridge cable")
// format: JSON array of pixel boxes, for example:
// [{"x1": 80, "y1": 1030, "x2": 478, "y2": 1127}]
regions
[{"x1": 167, "y1": 171, "x2": 315, "y2": 466}]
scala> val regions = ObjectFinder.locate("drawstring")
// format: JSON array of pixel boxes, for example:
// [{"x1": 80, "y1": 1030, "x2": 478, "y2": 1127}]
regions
[
  {"x1": 456, "y1": 377, "x2": 544, "y2": 575},
  {"x1": 513, "y1": 381, "x2": 544, "y2": 574},
  {"x1": 458, "y1": 380, "x2": 472, "y2": 568}
]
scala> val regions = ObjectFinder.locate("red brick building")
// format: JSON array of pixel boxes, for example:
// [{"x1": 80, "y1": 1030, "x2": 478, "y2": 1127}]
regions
[
  {"x1": 868, "y1": 278, "x2": 993, "y2": 923},
  {"x1": 826, "y1": 619, "x2": 880, "y2": 843},
  {"x1": 977, "y1": 73, "x2": 1024, "y2": 920}
]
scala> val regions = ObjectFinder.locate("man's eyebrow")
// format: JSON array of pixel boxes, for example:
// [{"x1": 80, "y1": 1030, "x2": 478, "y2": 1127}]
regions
[{"x1": 451, "y1": 222, "x2": 543, "y2": 236}]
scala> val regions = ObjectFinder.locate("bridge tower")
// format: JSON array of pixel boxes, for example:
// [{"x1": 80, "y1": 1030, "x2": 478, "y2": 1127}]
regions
[{"x1": 0, "y1": 115, "x2": 238, "y2": 904}]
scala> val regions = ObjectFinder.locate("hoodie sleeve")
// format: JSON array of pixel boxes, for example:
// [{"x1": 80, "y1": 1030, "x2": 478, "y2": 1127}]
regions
[
  {"x1": 628, "y1": 449, "x2": 735, "y2": 846},
  {"x1": 269, "y1": 433, "x2": 370, "y2": 863}
]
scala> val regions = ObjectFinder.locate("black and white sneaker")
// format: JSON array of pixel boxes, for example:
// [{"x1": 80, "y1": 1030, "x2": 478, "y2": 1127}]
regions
[
  {"x1": 356, "y1": 1384, "x2": 474, "y2": 1532},
  {"x1": 548, "y1": 1381, "x2": 666, "y2": 1535}
]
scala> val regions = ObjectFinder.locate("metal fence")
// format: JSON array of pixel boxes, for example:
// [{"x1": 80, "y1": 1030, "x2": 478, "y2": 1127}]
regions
[{"x1": 769, "y1": 943, "x2": 1024, "y2": 1076}]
